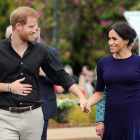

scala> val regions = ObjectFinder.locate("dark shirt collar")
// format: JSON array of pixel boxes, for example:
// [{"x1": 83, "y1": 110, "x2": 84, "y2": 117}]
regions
[{"x1": 6, "y1": 35, "x2": 36, "y2": 49}]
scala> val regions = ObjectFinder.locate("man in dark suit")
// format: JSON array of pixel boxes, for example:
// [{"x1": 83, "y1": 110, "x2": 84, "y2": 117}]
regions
[{"x1": 34, "y1": 27, "x2": 62, "y2": 140}]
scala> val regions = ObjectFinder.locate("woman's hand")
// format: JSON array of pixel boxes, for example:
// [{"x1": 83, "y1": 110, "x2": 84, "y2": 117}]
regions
[{"x1": 96, "y1": 122, "x2": 104, "y2": 138}]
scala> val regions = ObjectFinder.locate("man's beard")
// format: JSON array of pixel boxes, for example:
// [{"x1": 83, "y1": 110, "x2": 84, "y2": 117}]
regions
[{"x1": 19, "y1": 29, "x2": 34, "y2": 42}]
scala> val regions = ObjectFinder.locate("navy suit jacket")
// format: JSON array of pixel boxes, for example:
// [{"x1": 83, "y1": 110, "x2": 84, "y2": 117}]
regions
[{"x1": 39, "y1": 45, "x2": 63, "y2": 120}]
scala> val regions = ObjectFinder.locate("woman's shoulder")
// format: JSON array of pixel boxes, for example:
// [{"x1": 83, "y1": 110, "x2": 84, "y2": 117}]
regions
[
  {"x1": 130, "y1": 53, "x2": 140, "y2": 62},
  {"x1": 98, "y1": 55, "x2": 112, "y2": 63},
  {"x1": 132, "y1": 53, "x2": 140, "y2": 58},
  {"x1": 96, "y1": 55, "x2": 112, "y2": 68}
]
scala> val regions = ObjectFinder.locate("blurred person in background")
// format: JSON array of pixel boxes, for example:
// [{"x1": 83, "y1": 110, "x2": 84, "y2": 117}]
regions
[
  {"x1": 64, "y1": 64, "x2": 79, "y2": 84},
  {"x1": 78, "y1": 72, "x2": 93, "y2": 97},
  {"x1": 95, "y1": 90, "x2": 106, "y2": 138},
  {"x1": 5, "y1": 25, "x2": 12, "y2": 38},
  {"x1": 33, "y1": 26, "x2": 63, "y2": 140},
  {"x1": 78, "y1": 73, "x2": 88, "y2": 95},
  {"x1": 82, "y1": 65, "x2": 91, "y2": 81},
  {"x1": 55, "y1": 64, "x2": 78, "y2": 94},
  {"x1": 87, "y1": 71, "x2": 95, "y2": 94}
]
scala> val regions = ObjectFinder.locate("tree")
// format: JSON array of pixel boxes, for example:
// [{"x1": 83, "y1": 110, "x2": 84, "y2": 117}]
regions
[{"x1": 0, "y1": 0, "x2": 138, "y2": 74}]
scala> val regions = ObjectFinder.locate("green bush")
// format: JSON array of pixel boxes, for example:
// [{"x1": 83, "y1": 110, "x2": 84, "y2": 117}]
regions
[
  {"x1": 57, "y1": 93, "x2": 79, "y2": 100},
  {"x1": 66, "y1": 107, "x2": 91, "y2": 126},
  {"x1": 50, "y1": 93, "x2": 97, "y2": 125},
  {"x1": 50, "y1": 99, "x2": 96, "y2": 126},
  {"x1": 65, "y1": 106, "x2": 96, "y2": 126},
  {"x1": 57, "y1": 98, "x2": 78, "y2": 109},
  {"x1": 89, "y1": 106, "x2": 96, "y2": 123}
]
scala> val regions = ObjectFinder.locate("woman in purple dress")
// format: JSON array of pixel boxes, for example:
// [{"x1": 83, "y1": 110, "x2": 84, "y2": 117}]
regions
[{"x1": 88, "y1": 22, "x2": 140, "y2": 140}]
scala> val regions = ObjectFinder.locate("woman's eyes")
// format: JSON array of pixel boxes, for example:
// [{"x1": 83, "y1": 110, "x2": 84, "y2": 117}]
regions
[
  {"x1": 113, "y1": 37, "x2": 117, "y2": 40},
  {"x1": 108, "y1": 37, "x2": 117, "y2": 40}
]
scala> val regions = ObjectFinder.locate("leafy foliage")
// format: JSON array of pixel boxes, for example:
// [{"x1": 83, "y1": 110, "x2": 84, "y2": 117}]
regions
[
  {"x1": 56, "y1": 94, "x2": 96, "y2": 125},
  {"x1": 57, "y1": 98, "x2": 78, "y2": 109},
  {"x1": 0, "y1": 0, "x2": 138, "y2": 74}
]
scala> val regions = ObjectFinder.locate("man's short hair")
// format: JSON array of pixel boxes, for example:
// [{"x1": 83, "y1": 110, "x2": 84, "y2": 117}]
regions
[{"x1": 10, "y1": 6, "x2": 39, "y2": 30}]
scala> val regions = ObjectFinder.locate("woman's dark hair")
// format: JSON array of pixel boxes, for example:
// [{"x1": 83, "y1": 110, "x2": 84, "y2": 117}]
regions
[{"x1": 106, "y1": 22, "x2": 137, "y2": 46}]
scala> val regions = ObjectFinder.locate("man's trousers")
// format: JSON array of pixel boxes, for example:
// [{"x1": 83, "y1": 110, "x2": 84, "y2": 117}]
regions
[{"x1": 0, "y1": 107, "x2": 44, "y2": 140}]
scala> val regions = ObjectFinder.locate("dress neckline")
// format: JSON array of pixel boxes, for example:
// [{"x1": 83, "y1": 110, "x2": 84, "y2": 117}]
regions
[{"x1": 111, "y1": 53, "x2": 133, "y2": 60}]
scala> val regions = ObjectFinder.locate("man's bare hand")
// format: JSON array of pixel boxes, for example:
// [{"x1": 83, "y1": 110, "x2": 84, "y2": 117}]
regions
[
  {"x1": 11, "y1": 77, "x2": 32, "y2": 96},
  {"x1": 78, "y1": 100, "x2": 91, "y2": 115},
  {"x1": 85, "y1": 101, "x2": 91, "y2": 115}
]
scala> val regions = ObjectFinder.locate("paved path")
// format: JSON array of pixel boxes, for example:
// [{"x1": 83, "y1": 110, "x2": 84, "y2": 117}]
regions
[{"x1": 47, "y1": 126, "x2": 101, "y2": 140}]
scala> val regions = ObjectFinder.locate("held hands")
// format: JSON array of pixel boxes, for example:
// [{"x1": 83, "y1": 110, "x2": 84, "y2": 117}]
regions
[
  {"x1": 78, "y1": 100, "x2": 91, "y2": 115},
  {"x1": 10, "y1": 77, "x2": 32, "y2": 96}
]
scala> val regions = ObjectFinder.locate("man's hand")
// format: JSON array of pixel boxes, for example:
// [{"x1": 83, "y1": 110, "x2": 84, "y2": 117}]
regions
[
  {"x1": 11, "y1": 77, "x2": 32, "y2": 96},
  {"x1": 84, "y1": 101, "x2": 91, "y2": 115},
  {"x1": 96, "y1": 122, "x2": 104, "y2": 138},
  {"x1": 78, "y1": 100, "x2": 91, "y2": 115},
  {"x1": 68, "y1": 84, "x2": 91, "y2": 114}
]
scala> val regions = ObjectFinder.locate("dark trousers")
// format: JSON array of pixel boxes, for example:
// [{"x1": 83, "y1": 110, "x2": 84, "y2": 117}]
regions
[{"x1": 41, "y1": 119, "x2": 49, "y2": 140}]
